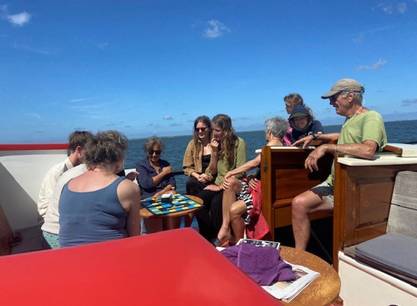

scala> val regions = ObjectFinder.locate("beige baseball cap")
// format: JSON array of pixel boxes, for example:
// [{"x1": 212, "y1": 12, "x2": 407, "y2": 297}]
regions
[{"x1": 321, "y1": 78, "x2": 365, "y2": 99}]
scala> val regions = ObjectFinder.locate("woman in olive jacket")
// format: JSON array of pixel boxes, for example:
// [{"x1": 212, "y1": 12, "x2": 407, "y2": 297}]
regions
[{"x1": 183, "y1": 115, "x2": 218, "y2": 195}]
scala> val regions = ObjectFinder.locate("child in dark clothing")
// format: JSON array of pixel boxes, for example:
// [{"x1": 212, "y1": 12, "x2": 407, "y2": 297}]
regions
[{"x1": 288, "y1": 104, "x2": 323, "y2": 143}]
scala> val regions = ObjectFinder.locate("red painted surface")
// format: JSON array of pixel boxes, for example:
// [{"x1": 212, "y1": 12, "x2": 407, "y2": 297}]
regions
[
  {"x1": 0, "y1": 144, "x2": 68, "y2": 151},
  {"x1": 0, "y1": 228, "x2": 281, "y2": 306}
]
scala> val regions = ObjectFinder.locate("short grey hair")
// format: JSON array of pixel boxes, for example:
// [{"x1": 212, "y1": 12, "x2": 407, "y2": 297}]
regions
[
  {"x1": 340, "y1": 90, "x2": 363, "y2": 104},
  {"x1": 265, "y1": 117, "x2": 288, "y2": 139}
]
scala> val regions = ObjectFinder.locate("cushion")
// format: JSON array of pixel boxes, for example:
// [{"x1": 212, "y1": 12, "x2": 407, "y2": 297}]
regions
[
  {"x1": 355, "y1": 233, "x2": 417, "y2": 283},
  {"x1": 387, "y1": 171, "x2": 417, "y2": 238}
]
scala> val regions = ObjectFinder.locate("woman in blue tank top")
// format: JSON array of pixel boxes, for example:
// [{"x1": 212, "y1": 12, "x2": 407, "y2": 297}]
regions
[{"x1": 59, "y1": 131, "x2": 141, "y2": 247}]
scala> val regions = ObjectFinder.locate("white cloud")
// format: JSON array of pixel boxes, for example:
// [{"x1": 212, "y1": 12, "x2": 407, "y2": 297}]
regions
[
  {"x1": 12, "y1": 42, "x2": 51, "y2": 55},
  {"x1": 203, "y1": 19, "x2": 230, "y2": 39},
  {"x1": 356, "y1": 58, "x2": 387, "y2": 71},
  {"x1": 7, "y1": 11, "x2": 31, "y2": 26},
  {"x1": 377, "y1": 2, "x2": 407, "y2": 14},
  {"x1": 69, "y1": 97, "x2": 94, "y2": 103},
  {"x1": 163, "y1": 115, "x2": 173, "y2": 120},
  {"x1": 69, "y1": 103, "x2": 102, "y2": 112},
  {"x1": 378, "y1": 3, "x2": 394, "y2": 14},
  {"x1": 1, "y1": 6, "x2": 32, "y2": 27},
  {"x1": 352, "y1": 25, "x2": 394, "y2": 44}
]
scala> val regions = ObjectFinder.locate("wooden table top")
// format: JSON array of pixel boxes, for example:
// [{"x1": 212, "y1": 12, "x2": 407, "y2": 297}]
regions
[
  {"x1": 140, "y1": 194, "x2": 203, "y2": 218},
  {"x1": 279, "y1": 246, "x2": 340, "y2": 306}
]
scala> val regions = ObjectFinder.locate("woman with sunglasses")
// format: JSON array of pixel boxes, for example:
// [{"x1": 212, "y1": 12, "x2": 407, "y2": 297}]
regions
[
  {"x1": 183, "y1": 115, "x2": 218, "y2": 196},
  {"x1": 136, "y1": 137, "x2": 176, "y2": 199},
  {"x1": 136, "y1": 137, "x2": 176, "y2": 232}
]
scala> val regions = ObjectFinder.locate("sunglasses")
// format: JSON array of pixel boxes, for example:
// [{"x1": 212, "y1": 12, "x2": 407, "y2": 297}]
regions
[
  {"x1": 329, "y1": 94, "x2": 340, "y2": 103},
  {"x1": 195, "y1": 127, "x2": 207, "y2": 132},
  {"x1": 148, "y1": 150, "x2": 161, "y2": 155}
]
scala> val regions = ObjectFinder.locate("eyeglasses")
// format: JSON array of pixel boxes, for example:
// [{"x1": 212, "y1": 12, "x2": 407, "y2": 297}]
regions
[
  {"x1": 195, "y1": 127, "x2": 207, "y2": 132},
  {"x1": 148, "y1": 150, "x2": 161, "y2": 155},
  {"x1": 329, "y1": 94, "x2": 340, "y2": 103}
]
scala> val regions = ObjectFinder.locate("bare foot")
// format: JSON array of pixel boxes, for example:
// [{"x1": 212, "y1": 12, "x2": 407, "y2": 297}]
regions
[{"x1": 217, "y1": 226, "x2": 231, "y2": 246}]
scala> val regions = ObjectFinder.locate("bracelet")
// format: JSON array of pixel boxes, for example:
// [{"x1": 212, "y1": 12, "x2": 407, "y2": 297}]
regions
[{"x1": 308, "y1": 132, "x2": 320, "y2": 140}]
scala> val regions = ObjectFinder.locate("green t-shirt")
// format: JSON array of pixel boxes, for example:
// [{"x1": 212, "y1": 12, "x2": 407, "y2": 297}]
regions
[
  {"x1": 215, "y1": 137, "x2": 247, "y2": 185},
  {"x1": 326, "y1": 110, "x2": 387, "y2": 186}
]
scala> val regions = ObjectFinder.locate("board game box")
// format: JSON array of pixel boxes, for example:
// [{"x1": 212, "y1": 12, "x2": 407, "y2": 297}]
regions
[
  {"x1": 237, "y1": 238, "x2": 280, "y2": 249},
  {"x1": 141, "y1": 194, "x2": 202, "y2": 216}
]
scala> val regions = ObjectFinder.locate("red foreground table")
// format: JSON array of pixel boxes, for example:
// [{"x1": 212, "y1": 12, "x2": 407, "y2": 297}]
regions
[{"x1": 0, "y1": 228, "x2": 281, "y2": 306}]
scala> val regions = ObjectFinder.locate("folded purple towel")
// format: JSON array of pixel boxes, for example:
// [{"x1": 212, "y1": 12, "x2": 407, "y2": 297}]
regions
[{"x1": 221, "y1": 244, "x2": 295, "y2": 285}]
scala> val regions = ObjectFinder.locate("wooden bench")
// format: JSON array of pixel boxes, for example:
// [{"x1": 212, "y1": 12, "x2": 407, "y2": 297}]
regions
[
  {"x1": 333, "y1": 153, "x2": 417, "y2": 269},
  {"x1": 260, "y1": 146, "x2": 333, "y2": 241}
]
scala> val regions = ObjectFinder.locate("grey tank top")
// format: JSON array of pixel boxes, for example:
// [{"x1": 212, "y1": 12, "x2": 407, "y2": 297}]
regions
[{"x1": 59, "y1": 176, "x2": 128, "y2": 247}]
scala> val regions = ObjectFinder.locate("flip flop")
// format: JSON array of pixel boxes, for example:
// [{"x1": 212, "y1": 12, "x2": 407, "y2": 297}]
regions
[
  {"x1": 212, "y1": 238, "x2": 222, "y2": 247},
  {"x1": 217, "y1": 234, "x2": 234, "y2": 247}
]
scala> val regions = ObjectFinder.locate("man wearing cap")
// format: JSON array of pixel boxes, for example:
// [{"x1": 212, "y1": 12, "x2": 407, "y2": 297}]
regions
[{"x1": 291, "y1": 78, "x2": 387, "y2": 250}]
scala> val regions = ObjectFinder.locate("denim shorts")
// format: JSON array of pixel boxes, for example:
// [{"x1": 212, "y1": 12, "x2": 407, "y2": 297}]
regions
[{"x1": 310, "y1": 181, "x2": 334, "y2": 207}]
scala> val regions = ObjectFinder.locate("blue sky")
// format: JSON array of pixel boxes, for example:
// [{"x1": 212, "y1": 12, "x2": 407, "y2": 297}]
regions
[{"x1": 1, "y1": 0, "x2": 417, "y2": 143}]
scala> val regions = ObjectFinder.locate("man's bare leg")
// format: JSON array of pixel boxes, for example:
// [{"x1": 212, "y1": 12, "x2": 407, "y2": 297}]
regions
[
  {"x1": 291, "y1": 190, "x2": 327, "y2": 250},
  {"x1": 230, "y1": 201, "x2": 246, "y2": 241}
]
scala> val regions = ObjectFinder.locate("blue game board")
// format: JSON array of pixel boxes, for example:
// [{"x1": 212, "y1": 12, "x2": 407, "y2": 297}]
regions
[{"x1": 141, "y1": 194, "x2": 202, "y2": 216}]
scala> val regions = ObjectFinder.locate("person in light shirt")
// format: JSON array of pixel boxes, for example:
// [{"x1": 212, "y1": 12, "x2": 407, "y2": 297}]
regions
[{"x1": 37, "y1": 131, "x2": 93, "y2": 219}]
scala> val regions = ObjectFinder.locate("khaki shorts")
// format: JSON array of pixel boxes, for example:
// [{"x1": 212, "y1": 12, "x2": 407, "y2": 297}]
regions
[{"x1": 310, "y1": 181, "x2": 334, "y2": 208}]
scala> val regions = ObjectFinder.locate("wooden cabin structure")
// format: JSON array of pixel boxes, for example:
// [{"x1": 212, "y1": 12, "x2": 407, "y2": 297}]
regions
[
  {"x1": 333, "y1": 154, "x2": 417, "y2": 269},
  {"x1": 260, "y1": 145, "x2": 417, "y2": 269},
  {"x1": 260, "y1": 146, "x2": 333, "y2": 241}
]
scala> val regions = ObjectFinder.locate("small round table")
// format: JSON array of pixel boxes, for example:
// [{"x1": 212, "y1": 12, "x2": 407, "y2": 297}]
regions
[
  {"x1": 140, "y1": 195, "x2": 203, "y2": 230},
  {"x1": 279, "y1": 246, "x2": 341, "y2": 306}
]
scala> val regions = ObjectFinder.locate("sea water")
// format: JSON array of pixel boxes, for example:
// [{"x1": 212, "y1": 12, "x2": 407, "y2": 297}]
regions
[{"x1": 125, "y1": 119, "x2": 417, "y2": 193}]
